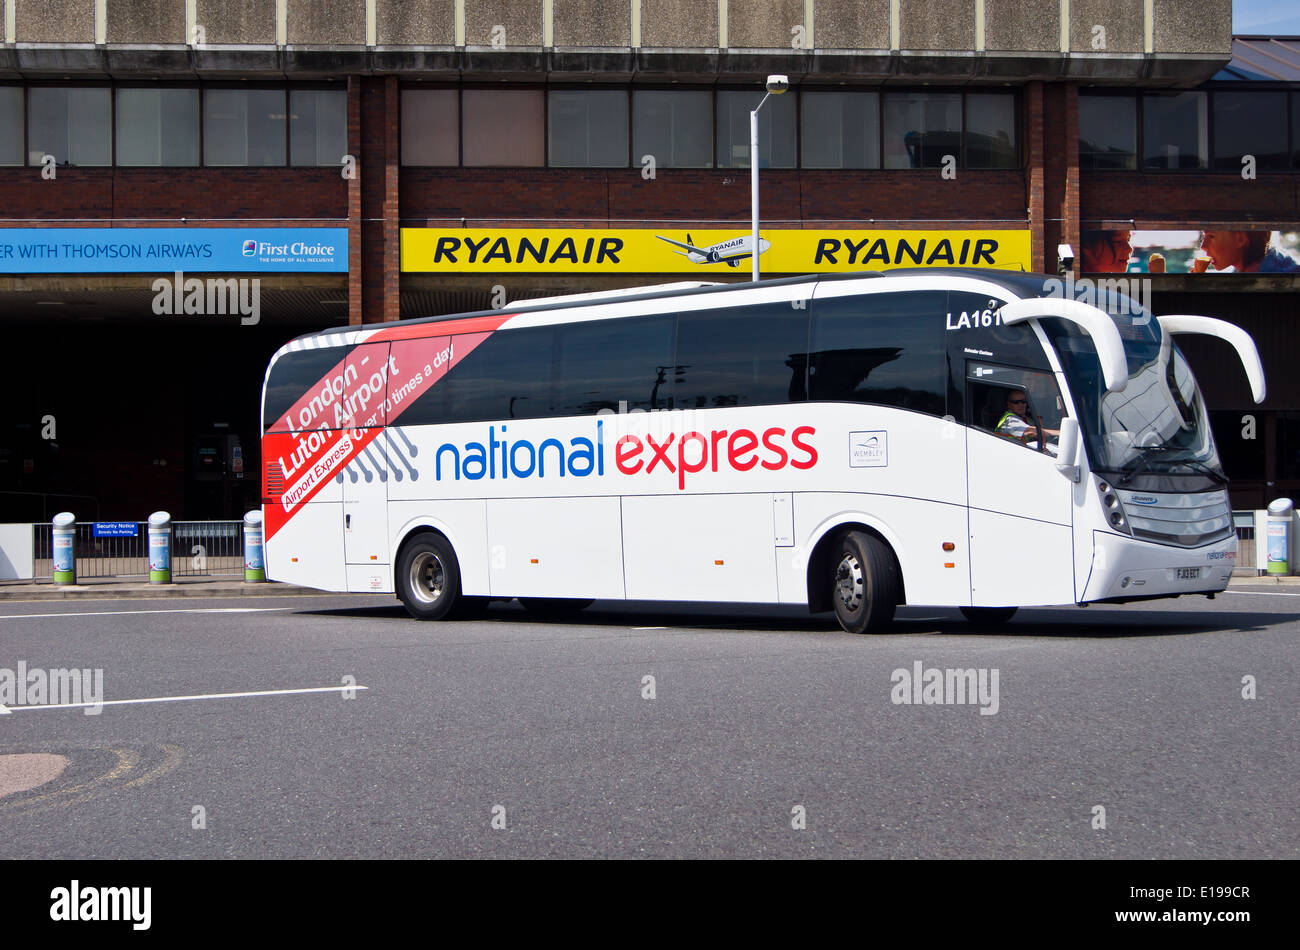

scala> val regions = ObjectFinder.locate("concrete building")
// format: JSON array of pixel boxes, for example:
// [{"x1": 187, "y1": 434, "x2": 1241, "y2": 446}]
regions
[{"x1": 0, "y1": 0, "x2": 1296, "y2": 517}]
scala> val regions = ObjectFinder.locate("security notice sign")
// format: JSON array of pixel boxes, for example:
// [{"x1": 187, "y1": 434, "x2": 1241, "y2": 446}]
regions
[{"x1": 400, "y1": 228, "x2": 1032, "y2": 274}]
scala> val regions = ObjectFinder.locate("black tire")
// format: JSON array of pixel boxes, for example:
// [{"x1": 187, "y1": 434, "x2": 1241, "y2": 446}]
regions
[
  {"x1": 518, "y1": 597, "x2": 595, "y2": 617},
  {"x1": 396, "y1": 534, "x2": 461, "y2": 621},
  {"x1": 831, "y1": 530, "x2": 900, "y2": 635},
  {"x1": 959, "y1": 606, "x2": 1018, "y2": 625}
]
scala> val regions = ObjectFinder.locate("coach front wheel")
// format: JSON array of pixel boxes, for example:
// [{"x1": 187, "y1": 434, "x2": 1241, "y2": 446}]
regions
[
  {"x1": 397, "y1": 534, "x2": 462, "y2": 621},
  {"x1": 831, "y1": 530, "x2": 900, "y2": 635}
]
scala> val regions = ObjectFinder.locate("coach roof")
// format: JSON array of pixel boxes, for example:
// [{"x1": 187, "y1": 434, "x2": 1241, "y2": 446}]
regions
[{"x1": 290, "y1": 268, "x2": 1058, "y2": 347}]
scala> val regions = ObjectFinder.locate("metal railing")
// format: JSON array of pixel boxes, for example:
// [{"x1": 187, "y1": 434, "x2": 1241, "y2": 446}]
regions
[
  {"x1": 172, "y1": 521, "x2": 243, "y2": 576},
  {"x1": 1233, "y1": 512, "x2": 1259, "y2": 575},
  {"x1": 32, "y1": 520, "x2": 246, "y2": 579}
]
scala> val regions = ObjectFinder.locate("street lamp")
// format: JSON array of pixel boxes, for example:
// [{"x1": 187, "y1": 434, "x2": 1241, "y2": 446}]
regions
[{"x1": 751, "y1": 74, "x2": 789, "y2": 282}]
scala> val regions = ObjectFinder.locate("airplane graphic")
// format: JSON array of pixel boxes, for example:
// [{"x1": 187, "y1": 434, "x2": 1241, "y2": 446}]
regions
[{"x1": 656, "y1": 233, "x2": 772, "y2": 267}]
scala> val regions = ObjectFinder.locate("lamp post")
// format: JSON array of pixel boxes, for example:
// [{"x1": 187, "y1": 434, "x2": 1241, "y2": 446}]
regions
[{"x1": 751, "y1": 74, "x2": 789, "y2": 282}]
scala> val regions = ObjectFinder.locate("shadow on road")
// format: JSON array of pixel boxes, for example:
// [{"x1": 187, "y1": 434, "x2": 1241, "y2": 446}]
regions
[{"x1": 292, "y1": 599, "x2": 1299, "y2": 639}]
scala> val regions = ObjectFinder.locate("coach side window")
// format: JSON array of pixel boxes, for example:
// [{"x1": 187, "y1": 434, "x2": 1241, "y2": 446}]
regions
[
  {"x1": 263, "y1": 345, "x2": 354, "y2": 432},
  {"x1": 968, "y1": 366, "x2": 1067, "y2": 454},
  {"x1": 808, "y1": 291, "x2": 946, "y2": 416},
  {"x1": 444, "y1": 326, "x2": 555, "y2": 423},
  {"x1": 553, "y1": 315, "x2": 675, "y2": 416},
  {"x1": 672, "y1": 303, "x2": 811, "y2": 409},
  {"x1": 399, "y1": 325, "x2": 556, "y2": 425}
]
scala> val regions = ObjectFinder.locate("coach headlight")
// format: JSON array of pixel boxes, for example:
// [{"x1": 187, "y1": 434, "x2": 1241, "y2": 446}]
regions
[{"x1": 1097, "y1": 477, "x2": 1132, "y2": 535}]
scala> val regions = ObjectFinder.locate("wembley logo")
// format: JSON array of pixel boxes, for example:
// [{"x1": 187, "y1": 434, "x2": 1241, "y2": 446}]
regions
[{"x1": 241, "y1": 239, "x2": 257, "y2": 257}]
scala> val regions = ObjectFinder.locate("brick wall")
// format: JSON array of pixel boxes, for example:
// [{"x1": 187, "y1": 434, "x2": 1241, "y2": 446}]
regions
[
  {"x1": 358, "y1": 76, "x2": 400, "y2": 323},
  {"x1": 400, "y1": 168, "x2": 1029, "y2": 225},
  {"x1": 1082, "y1": 172, "x2": 1300, "y2": 227},
  {"x1": 348, "y1": 76, "x2": 364, "y2": 326},
  {"x1": 0, "y1": 168, "x2": 345, "y2": 220},
  {"x1": 1041, "y1": 83, "x2": 1080, "y2": 276},
  {"x1": 1024, "y1": 82, "x2": 1046, "y2": 273}
]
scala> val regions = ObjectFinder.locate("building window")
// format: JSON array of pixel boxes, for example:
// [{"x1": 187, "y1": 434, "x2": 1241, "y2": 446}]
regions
[
  {"x1": 27, "y1": 87, "x2": 112, "y2": 167},
  {"x1": 801, "y1": 91, "x2": 880, "y2": 169},
  {"x1": 115, "y1": 88, "x2": 200, "y2": 167},
  {"x1": 462, "y1": 89, "x2": 544, "y2": 167},
  {"x1": 1079, "y1": 94, "x2": 1137, "y2": 170},
  {"x1": 290, "y1": 89, "x2": 347, "y2": 167},
  {"x1": 204, "y1": 89, "x2": 287, "y2": 167},
  {"x1": 1142, "y1": 91, "x2": 1208, "y2": 170},
  {"x1": 548, "y1": 90, "x2": 629, "y2": 167},
  {"x1": 0, "y1": 87, "x2": 21, "y2": 166},
  {"x1": 632, "y1": 90, "x2": 712, "y2": 168},
  {"x1": 965, "y1": 93, "x2": 1017, "y2": 168},
  {"x1": 401, "y1": 88, "x2": 459, "y2": 166},
  {"x1": 1213, "y1": 90, "x2": 1289, "y2": 172},
  {"x1": 716, "y1": 90, "x2": 796, "y2": 169},
  {"x1": 882, "y1": 92, "x2": 961, "y2": 169}
]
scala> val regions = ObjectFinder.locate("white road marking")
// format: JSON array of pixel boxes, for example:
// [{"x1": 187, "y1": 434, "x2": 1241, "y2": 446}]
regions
[
  {"x1": 0, "y1": 607, "x2": 293, "y2": 620},
  {"x1": 0, "y1": 684, "x2": 368, "y2": 714},
  {"x1": 1223, "y1": 589, "x2": 1300, "y2": 597},
  {"x1": 632, "y1": 626, "x2": 668, "y2": 630}
]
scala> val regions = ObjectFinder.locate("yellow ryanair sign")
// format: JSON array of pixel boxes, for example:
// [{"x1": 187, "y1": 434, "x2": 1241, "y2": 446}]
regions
[{"x1": 400, "y1": 228, "x2": 1032, "y2": 274}]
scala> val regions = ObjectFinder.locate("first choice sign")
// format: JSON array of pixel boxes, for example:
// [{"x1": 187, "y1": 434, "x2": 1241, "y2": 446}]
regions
[{"x1": 400, "y1": 228, "x2": 1032, "y2": 274}]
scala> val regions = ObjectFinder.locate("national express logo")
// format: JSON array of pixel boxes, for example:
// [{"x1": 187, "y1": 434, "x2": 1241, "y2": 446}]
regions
[
  {"x1": 429, "y1": 421, "x2": 819, "y2": 490},
  {"x1": 241, "y1": 239, "x2": 257, "y2": 257}
]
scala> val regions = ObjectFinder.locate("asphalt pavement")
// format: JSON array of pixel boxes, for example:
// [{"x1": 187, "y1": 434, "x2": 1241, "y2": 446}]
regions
[{"x1": 0, "y1": 587, "x2": 1296, "y2": 858}]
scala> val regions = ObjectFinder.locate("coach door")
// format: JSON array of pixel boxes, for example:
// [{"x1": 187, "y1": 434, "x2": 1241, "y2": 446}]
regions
[
  {"x1": 964, "y1": 360, "x2": 1075, "y2": 606},
  {"x1": 341, "y1": 343, "x2": 391, "y2": 591}
]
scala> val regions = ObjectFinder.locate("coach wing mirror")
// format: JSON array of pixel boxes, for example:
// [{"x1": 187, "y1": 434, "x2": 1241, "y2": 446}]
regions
[
  {"x1": 1157, "y1": 315, "x2": 1266, "y2": 404},
  {"x1": 1055, "y1": 417, "x2": 1081, "y2": 483},
  {"x1": 999, "y1": 298, "x2": 1128, "y2": 394}
]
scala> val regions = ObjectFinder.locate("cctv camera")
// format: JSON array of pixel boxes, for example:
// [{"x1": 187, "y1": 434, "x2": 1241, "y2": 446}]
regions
[
  {"x1": 1057, "y1": 243, "x2": 1075, "y2": 274},
  {"x1": 766, "y1": 75, "x2": 790, "y2": 94}
]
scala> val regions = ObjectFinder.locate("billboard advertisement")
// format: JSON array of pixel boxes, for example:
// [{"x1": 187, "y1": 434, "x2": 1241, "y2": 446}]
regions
[
  {"x1": 1082, "y1": 229, "x2": 1300, "y2": 274},
  {"x1": 0, "y1": 228, "x2": 349, "y2": 274},
  {"x1": 401, "y1": 228, "x2": 1033, "y2": 274}
]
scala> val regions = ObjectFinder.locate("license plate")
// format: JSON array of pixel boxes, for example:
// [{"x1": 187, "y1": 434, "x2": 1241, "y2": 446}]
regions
[{"x1": 1176, "y1": 567, "x2": 1201, "y2": 580}]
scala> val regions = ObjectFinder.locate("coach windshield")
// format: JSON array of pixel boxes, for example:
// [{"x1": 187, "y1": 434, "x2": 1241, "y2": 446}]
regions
[{"x1": 1040, "y1": 293, "x2": 1224, "y2": 491}]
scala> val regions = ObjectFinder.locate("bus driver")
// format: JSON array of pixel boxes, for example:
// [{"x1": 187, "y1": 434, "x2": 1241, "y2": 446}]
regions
[{"x1": 997, "y1": 389, "x2": 1058, "y2": 449}]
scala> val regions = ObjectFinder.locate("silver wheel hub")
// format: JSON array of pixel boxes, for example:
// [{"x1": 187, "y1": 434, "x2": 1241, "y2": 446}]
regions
[
  {"x1": 835, "y1": 553, "x2": 865, "y2": 612},
  {"x1": 409, "y1": 552, "x2": 445, "y2": 605}
]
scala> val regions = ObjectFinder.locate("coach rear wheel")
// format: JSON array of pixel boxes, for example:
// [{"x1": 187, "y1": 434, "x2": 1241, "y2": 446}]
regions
[
  {"x1": 959, "y1": 606, "x2": 1018, "y2": 625},
  {"x1": 397, "y1": 535, "x2": 462, "y2": 621},
  {"x1": 831, "y1": 530, "x2": 900, "y2": 635}
]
